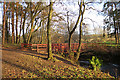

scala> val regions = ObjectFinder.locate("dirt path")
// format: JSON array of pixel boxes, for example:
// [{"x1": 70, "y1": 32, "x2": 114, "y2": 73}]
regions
[{"x1": 2, "y1": 47, "x2": 114, "y2": 78}]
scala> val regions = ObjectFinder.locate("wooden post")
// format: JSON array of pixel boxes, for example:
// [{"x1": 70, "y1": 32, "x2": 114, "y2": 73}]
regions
[
  {"x1": 61, "y1": 43, "x2": 65, "y2": 53},
  {"x1": 30, "y1": 44, "x2": 32, "y2": 49},
  {"x1": 57, "y1": 44, "x2": 60, "y2": 52},
  {"x1": 37, "y1": 44, "x2": 39, "y2": 53},
  {"x1": 73, "y1": 43, "x2": 74, "y2": 51},
  {"x1": 21, "y1": 43, "x2": 24, "y2": 49}
]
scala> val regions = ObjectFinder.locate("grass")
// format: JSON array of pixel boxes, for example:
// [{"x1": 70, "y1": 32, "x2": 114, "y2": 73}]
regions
[
  {"x1": 100, "y1": 40, "x2": 119, "y2": 44},
  {"x1": 3, "y1": 43, "x2": 21, "y2": 48},
  {"x1": 86, "y1": 42, "x2": 120, "y2": 49}
]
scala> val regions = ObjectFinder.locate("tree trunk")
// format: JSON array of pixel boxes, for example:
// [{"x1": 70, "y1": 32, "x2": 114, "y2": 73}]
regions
[
  {"x1": 27, "y1": 27, "x2": 33, "y2": 44},
  {"x1": 114, "y1": 18, "x2": 117, "y2": 44},
  {"x1": 67, "y1": 1, "x2": 83, "y2": 58},
  {"x1": 27, "y1": 19, "x2": 34, "y2": 44},
  {"x1": 2, "y1": 2, "x2": 6, "y2": 45},
  {"x1": 9, "y1": 10, "x2": 10, "y2": 31},
  {"x1": 27, "y1": 23, "x2": 34, "y2": 44},
  {"x1": 117, "y1": 22, "x2": 119, "y2": 44},
  {"x1": 103, "y1": 26, "x2": 105, "y2": 37},
  {"x1": 39, "y1": 28, "x2": 42, "y2": 44},
  {"x1": 12, "y1": 2, "x2": 15, "y2": 44},
  {"x1": 41, "y1": 28, "x2": 44, "y2": 44},
  {"x1": 68, "y1": 34, "x2": 72, "y2": 52},
  {"x1": 75, "y1": 18, "x2": 83, "y2": 62},
  {"x1": 27, "y1": 2, "x2": 34, "y2": 44},
  {"x1": 117, "y1": 28, "x2": 119, "y2": 44},
  {"x1": 5, "y1": 15, "x2": 9, "y2": 43},
  {"x1": 47, "y1": 1, "x2": 53, "y2": 60},
  {"x1": 115, "y1": 28, "x2": 119, "y2": 44},
  {"x1": 112, "y1": 5, "x2": 118, "y2": 44},
  {"x1": 16, "y1": 2, "x2": 18, "y2": 43},
  {"x1": 41, "y1": 24, "x2": 46, "y2": 44},
  {"x1": 18, "y1": 8, "x2": 23, "y2": 43},
  {"x1": 68, "y1": 33, "x2": 75, "y2": 60},
  {"x1": 76, "y1": 2, "x2": 85, "y2": 62},
  {"x1": 22, "y1": 11, "x2": 26, "y2": 43}
]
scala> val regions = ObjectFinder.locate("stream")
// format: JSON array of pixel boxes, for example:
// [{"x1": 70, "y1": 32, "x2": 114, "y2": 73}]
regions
[{"x1": 79, "y1": 60, "x2": 120, "y2": 78}]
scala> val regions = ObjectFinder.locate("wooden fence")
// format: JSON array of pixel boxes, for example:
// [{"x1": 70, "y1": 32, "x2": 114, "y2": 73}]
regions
[
  {"x1": 21, "y1": 43, "x2": 120, "y2": 53},
  {"x1": 21, "y1": 43, "x2": 85, "y2": 53}
]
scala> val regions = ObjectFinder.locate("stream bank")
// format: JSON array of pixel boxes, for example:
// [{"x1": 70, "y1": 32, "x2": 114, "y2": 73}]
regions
[{"x1": 78, "y1": 49, "x2": 120, "y2": 78}]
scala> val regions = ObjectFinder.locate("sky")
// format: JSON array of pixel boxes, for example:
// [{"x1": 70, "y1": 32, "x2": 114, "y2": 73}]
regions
[
  {"x1": 0, "y1": 3, "x2": 3, "y2": 25},
  {"x1": 83, "y1": 2, "x2": 105, "y2": 34},
  {"x1": 0, "y1": 1, "x2": 118, "y2": 35},
  {"x1": 53, "y1": 1, "x2": 106, "y2": 34}
]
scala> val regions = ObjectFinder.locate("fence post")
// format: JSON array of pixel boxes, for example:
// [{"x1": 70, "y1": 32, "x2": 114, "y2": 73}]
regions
[
  {"x1": 73, "y1": 43, "x2": 74, "y2": 51},
  {"x1": 61, "y1": 43, "x2": 65, "y2": 53},
  {"x1": 21, "y1": 43, "x2": 24, "y2": 49},
  {"x1": 56, "y1": 44, "x2": 59, "y2": 52},
  {"x1": 37, "y1": 44, "x2": 39, "y2": 53},
  {"x1": 31, "y1": 44, "x2": 33, "y2": 50},
  {"x1": 58, "y1": 44, "x2": 59, "y2": 52},
  {"x1": 54, "y1": 44, "x2": 56, "y2": 52}
]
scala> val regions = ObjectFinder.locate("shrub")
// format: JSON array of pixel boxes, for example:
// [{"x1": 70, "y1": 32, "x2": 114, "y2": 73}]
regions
[{"x1": 89, "y1": 56, "x2": 103, "y2": 71}]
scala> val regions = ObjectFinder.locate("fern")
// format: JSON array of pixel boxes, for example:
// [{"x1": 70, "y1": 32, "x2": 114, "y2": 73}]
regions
[{"x1": 89, "y1": 56, "x2": 103, "y2": 71}]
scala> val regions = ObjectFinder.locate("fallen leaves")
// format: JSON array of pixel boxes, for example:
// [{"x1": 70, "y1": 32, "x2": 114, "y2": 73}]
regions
[
  {"x1": 22, "y1": 70, "x2": 26, "y2": 73},
  {"x1": 2, "y1": 48, "x2": 114, "y2": 78}
]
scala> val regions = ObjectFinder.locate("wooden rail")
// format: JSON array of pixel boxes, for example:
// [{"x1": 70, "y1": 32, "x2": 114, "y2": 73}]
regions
[
  {"x1": 21, "y1": 43, "x2": 32, "y2": 48},
  {"x1": 21, "y1": 43, "x2": 119, "y2": 53},
  {"x1": 21, "y1": 43, "x2": 85, "y2": 53}
]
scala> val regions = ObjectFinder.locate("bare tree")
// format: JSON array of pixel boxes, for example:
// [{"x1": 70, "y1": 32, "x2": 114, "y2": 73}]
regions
[
  {"x1": 76, "y1": 1, "x2": 85, "y2": 62},
  {"x1": 12, "y1": 2, "x2": 15, "y2": 44},
  {"x1": 18, "y1": 6, "x2": 23, "y2": 43},
  {"x1": 47, "y1": 0, "x2": 53, "y2": 60},
  {"x1": 2, "y1": 2, "x2": 9, "y2": 45},
  {"x1": 66, "y1": 0, "x2": 84, "y2": 60},
  {"x1": 2, "y1": 2, "x2": 6, "y2": 45},
  {"x1": 15, "y1": 2, "x2": 19, "y2": 43},
  {"x1": 103, "y1": 2, "x2": 120, "y2": 44}
]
